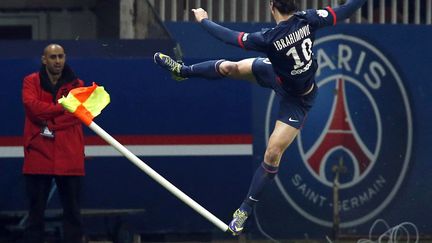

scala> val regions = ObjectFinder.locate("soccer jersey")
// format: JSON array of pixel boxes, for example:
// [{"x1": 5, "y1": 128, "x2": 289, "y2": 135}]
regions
[{"x1": 238, "y1": 7, "x2": 336, "y2": 95}]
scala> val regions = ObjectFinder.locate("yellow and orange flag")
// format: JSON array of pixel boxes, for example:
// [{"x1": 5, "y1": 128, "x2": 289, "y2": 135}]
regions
[{"x1": 58, "y1": 82, "x2": 110, "y2": 126}]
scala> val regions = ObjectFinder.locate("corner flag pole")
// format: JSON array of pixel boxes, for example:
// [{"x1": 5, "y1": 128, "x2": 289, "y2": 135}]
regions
[
  {"x1": 87, "y1": 121, "x2": 229, "y2": 232},
  {"x1": 58, "y1": 83, "x2": 229, "y2": 232}
]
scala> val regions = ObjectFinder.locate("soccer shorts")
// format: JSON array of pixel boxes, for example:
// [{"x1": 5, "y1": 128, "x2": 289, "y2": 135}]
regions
[{"x1": 251, "y1": 57, "x2": 318, "y2": 129}]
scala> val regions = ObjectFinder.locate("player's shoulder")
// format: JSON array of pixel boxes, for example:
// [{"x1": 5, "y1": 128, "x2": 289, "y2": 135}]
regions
[
  {"x1": 260, "y1": 27, "x2": 273, "y2": 37},
  {"x1": 245, "y1": 27, "x2": 272, "y2": 42},
  {"x1": 294, "y1": 8, "x2": 331, "y2": 19}
]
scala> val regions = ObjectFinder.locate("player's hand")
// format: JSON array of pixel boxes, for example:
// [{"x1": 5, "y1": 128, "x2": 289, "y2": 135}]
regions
[{"x1": 192, "y1": 8, "x2": 208, "y2": 22}]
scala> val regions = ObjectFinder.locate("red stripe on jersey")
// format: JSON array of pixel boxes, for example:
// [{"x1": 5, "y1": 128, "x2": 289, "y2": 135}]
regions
[
  {"x1": 276, "y1": 76, "x2": 283, "y2": 85},
  {"x1": 238, "y1": 32, "x2": 245, "y2": 49},
  {"x1": 326, "y1": 6, "x2": 337, "y2": 25}
]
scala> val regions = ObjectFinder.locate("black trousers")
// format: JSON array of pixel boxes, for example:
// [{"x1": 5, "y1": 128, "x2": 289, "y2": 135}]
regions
[{"x1": 21, "y1": 174, "x2": 83, "y2": 243}]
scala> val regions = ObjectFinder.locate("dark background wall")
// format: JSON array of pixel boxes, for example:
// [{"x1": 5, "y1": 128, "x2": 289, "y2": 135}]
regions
[{"x1": 0, "y1": 23, "x2": 431, "y2": 241}]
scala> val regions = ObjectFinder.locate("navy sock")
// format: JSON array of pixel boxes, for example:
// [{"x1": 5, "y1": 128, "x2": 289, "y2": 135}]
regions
[
  {"x1": 240, "y1": 162, "x2": 279, "y2": 214},
  {"x1": 181, "y1": 60, "x2": 225, "y2": 79}
]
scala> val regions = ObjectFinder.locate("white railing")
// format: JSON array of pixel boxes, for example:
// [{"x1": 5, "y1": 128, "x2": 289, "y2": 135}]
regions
[{"x1": 148, "y1": 0, "x2": 432, "y2": 24}]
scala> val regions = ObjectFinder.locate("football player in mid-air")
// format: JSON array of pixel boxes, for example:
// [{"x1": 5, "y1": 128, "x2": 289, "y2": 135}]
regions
[{"x1": 154, "y1": 0, "x2": 367, "y2": 235}]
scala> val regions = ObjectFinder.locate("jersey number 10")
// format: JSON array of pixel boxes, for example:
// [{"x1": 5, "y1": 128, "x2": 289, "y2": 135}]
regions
[{"x1": 286, "y1": 38, "x2": 313, "y2": 70}]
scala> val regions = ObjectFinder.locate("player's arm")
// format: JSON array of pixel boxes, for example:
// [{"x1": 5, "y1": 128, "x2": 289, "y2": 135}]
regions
[
  {"x1": 303, "y1": 0, "x2": 366, "y2": 28},
  {"x1": 332, "y1": 0, "x2": 367, "y2": 22},
  {"x1": 192, "y1": 8, "x2": 266, "y2": 52}
]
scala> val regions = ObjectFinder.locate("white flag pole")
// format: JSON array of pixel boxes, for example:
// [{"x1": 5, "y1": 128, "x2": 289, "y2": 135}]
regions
[{"x1": 87, "y1": 121, "x2": 229, "y2": 232}]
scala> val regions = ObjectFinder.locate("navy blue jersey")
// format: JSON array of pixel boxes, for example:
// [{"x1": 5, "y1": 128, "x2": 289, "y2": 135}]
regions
[{"x1": 238, "y1": 7, "x2": 336, "y2": 95}]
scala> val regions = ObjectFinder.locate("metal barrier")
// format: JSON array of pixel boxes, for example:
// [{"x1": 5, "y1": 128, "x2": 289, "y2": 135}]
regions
[{"x1": 148, "y1": 0, "x2": 432, "y2": 24}]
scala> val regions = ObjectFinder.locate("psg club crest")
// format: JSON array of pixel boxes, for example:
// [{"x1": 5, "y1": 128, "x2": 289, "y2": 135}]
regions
[{"x1": 265, "y1": 35, "x2": 412, "y2": 227}]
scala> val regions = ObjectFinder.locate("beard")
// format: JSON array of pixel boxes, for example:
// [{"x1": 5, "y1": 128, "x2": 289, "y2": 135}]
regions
[{"x1": 47, "y1": 65, "x2": 63, "y2": 76}]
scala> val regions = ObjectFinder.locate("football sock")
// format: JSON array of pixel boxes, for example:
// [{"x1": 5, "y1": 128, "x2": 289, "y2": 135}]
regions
[
  {"x1": 181, "y1": 60, "x2": 225, "y2": 79},
  {"x1": 240, "y1": 162, "x2": 279, "y2": 214}
]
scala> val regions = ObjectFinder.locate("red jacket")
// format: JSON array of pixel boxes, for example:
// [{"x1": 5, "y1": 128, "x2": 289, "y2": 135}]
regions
[{"x1": 22, "y1": 65, "x2": 85, "y2": 175}]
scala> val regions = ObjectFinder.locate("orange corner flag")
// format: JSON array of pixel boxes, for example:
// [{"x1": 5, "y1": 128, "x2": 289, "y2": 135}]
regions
[{"x1": 58, "y1": 82, "x2": 110, "y2": 126}]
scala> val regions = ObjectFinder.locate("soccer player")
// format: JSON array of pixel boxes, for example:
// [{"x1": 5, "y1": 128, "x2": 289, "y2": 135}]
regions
[{"x1": 154, "y1": 0, "x2": 366, "y2": 235}]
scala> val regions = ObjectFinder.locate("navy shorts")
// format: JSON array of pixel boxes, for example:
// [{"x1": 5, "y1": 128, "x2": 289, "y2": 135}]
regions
[{"x1": 251, "y1": 57, "x2": 318, "y2": 129}]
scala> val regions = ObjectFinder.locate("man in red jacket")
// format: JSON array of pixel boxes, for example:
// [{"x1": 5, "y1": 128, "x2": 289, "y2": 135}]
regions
[{"x1": 21, "y1": 44, "x2": 85, "y2": 243}]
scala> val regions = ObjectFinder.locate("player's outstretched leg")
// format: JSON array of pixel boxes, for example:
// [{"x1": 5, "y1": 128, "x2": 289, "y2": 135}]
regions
[
  {"x1": 154, "y1": 52, "x2": 232, "y2": 81},
  {"x1": 153, "y1": 52, "x2": 187, "y2": 81}
]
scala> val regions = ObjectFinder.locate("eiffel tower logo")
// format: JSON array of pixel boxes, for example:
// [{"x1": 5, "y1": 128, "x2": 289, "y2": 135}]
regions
[{"x1": 306, "y1": 79, "x2": 373, "y2": 179}]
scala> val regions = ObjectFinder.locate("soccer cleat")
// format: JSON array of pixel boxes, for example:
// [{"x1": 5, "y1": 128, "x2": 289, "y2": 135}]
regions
[
  {"x1": 153, "y1": 52, "x2": 187, "y2": 81},
  {"x1": 228, "y1": 208, "x2": 249, "y2": 236}
]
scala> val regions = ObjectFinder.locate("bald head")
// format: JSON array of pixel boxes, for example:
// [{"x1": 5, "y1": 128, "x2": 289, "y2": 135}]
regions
[
  {"x1": 43, "y1": 44, "x2": 64, "y2": 56},
  {"x1": 42, "y1": 44, "x2": 66, "y2": 76}
]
